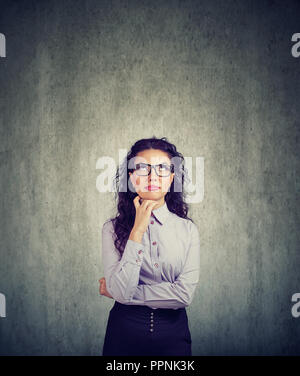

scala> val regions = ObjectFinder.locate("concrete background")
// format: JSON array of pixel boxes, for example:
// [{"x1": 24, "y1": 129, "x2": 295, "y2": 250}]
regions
[{"x1": 0, "y1": 0, "x2": 300, "y2": 355}]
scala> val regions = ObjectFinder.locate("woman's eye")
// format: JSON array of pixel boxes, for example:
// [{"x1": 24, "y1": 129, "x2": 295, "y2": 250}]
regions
[
  {"x1": 137, "y1": 164, "x2": 147, "y2": 170},
  {"x1": 159, "y1": 164, "x2": 169, "y2": 170}
]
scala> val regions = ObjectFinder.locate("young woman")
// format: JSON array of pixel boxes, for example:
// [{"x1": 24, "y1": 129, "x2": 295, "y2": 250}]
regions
[{"x1": 99, "y1": 136, "x2": 200, "y2": 356}]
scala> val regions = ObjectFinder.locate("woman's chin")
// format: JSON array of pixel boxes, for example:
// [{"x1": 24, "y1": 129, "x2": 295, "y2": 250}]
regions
[{"x1": 139, "y1": 191, "x2": 162, "y2": 199}]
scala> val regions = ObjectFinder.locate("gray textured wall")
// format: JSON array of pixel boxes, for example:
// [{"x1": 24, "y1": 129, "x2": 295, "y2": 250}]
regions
[{"x1": 0, "y1": 0, "x2": 300, "y2": 355}]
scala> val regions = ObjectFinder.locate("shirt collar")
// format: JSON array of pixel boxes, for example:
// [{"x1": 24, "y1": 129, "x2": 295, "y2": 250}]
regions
[{"x1": 151, "y1": 201, "x2": 170, "y2": 225}]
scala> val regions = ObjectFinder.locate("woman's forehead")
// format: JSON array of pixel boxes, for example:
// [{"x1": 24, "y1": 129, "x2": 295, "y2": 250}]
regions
[{"x1": 134, "y1": 150, "x2": 171, "y2": 164}]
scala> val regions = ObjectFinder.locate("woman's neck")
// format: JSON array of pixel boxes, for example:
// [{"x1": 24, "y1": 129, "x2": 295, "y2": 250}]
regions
[{"x1": 151, "y1": 197, "x2": 165, "y2": 211}]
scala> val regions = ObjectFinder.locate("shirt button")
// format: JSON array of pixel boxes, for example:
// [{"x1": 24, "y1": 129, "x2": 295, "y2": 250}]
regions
[
  {"x1": 152, "y1": 241, "x2": 157, "y2": 246},
  {"x1": 136, "y1": 259, "x2": 140, "y2": 264},
  {"x1": 150, "y1": 328, "x2": 154, "y2": 332},
  {"x1": 150, "y1": 220, "x2": 154, "y2": 225},
  {"x1": 138, "y1": 250, "x2": 142, "y2": 254},
  {"x1": 154, "y1": 263, "x2": 159, "y2": 268}
]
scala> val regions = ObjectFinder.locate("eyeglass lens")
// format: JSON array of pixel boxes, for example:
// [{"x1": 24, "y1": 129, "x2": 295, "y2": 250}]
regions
[{"x1": 134, "y1": 163, "x2": 172, "y2": 177}]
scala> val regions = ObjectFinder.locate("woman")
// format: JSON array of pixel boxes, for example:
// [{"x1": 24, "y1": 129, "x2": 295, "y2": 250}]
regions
[{"x1": 99, "y1": 136, "x2": 200, "y2": 356}]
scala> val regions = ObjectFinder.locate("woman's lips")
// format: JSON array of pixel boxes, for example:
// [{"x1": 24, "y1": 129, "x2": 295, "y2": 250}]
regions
[{"x1": 146, "y1": 185, "x2": 160, "y2": 191}]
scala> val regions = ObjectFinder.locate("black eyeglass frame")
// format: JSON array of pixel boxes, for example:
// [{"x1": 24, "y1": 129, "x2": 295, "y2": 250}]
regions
[{"x1": 131, "y1": 163, "x2": 174, "y2": 177}]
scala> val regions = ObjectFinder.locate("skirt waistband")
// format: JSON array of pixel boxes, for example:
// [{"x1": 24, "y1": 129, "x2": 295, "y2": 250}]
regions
[{"x1": 112, "y1": 301, "x2": 186, "y2": 318}]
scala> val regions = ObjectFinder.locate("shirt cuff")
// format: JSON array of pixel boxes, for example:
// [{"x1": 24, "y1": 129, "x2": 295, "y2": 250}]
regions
[{"x1": 122, "y1": 239, "x2": 145, "y2": 266}]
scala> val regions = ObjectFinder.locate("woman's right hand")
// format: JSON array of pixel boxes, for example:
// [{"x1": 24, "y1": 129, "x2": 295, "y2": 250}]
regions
[{"x1": 129, "y1": 196, "x2": 157, "y2": 242}]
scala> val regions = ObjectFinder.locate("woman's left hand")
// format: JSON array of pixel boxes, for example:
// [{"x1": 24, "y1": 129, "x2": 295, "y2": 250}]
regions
[{"x1": 99, "y1": 277, "x2": 113, "y2": 299}]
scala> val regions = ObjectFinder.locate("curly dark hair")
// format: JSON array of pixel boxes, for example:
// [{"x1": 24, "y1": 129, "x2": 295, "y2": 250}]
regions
[{"x1": 106, "y1": 136, "x2": 193, "y2": 256}]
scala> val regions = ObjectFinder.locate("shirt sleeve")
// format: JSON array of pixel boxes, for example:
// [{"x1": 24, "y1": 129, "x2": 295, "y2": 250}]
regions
[
  {"x1": 101, "y1": 220, "x2": 145, "y2": 304},
  {"x1": 125, "y1": 222, "x2": 200, "y2": 310}
]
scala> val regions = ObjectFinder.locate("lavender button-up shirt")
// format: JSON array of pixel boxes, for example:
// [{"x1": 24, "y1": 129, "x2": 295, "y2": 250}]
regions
[{"x1": 101, "y1": 201, "x2": 200, "y2": 310}]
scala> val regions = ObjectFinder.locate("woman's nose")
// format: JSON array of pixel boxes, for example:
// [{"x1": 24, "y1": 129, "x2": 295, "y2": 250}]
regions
[{"x1": 149, "y1": 169, "x2": 158, "y2": 182}]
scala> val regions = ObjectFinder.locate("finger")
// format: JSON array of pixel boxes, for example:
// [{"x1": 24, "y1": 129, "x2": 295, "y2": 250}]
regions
[
  {"x1": 140, "y1": 199, "x2": 149, "y2": 208},
  {"x1": 133, "y1": 195, "x2": 141, "y2": 209},
  {"x1": 141, "y1": 199, "x2": 156, "y2": 210},
  {"x1": 145, "y1": 201, "x2": 158, "y2": 211}
]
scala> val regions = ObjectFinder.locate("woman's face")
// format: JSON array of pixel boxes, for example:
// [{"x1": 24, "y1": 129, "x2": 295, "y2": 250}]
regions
[{"x1": 129, "y1": 149, "x2": 174, "y2": 201}]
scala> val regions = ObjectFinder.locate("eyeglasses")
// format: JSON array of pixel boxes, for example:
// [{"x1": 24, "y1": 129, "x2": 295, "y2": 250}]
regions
[{"x1": 133, "y1": 163, "x2": 174, "y2": 177}]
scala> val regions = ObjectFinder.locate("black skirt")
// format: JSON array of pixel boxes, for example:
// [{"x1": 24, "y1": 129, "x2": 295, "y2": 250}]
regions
[{"x1": 102, "y1": 301, "x2": 192, "y2": 356}]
